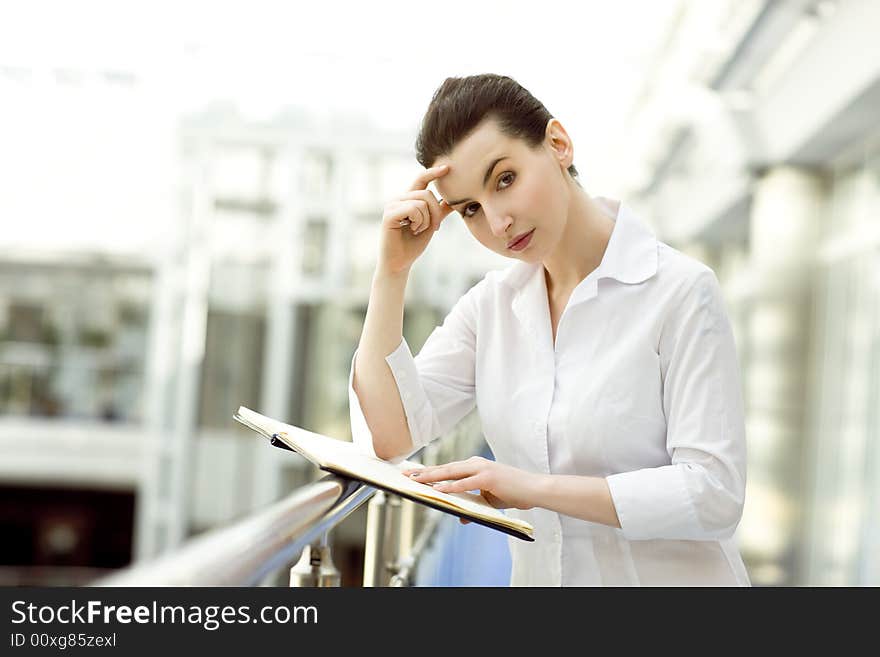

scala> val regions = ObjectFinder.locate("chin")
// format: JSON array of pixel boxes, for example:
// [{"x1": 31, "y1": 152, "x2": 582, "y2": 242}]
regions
[
  {"x1": 517, "y1": 251, "x2": 543, "y2": 263},
  {"x1": 503, "y1": 248, "x2": 540, "y2": 263}
]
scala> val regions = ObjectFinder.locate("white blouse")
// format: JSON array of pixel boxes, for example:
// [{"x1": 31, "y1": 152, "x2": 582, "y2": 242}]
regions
[{"x1": 348, "y1": 201, "x2": 751, "y2": 586}]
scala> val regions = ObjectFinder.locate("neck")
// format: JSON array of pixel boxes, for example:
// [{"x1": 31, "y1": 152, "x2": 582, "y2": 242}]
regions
[{"x1": 542, "y1": 184, "x2": 617, "y2": 296}]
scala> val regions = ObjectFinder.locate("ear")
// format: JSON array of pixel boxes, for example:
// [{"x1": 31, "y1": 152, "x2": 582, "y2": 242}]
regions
[{"x1": 544, "y1": 118, "x2": 574, "y2": 172}]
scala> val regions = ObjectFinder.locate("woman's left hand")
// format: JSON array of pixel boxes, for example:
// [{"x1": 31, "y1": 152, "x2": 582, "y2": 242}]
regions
[{"x1": 401, "y1": 457, "x2": 539, "y2": 522}]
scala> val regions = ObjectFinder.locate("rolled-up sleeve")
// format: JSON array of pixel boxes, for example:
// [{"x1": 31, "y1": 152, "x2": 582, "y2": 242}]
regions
[
  {"x1": 348, "y1": 279, "x2": 483, "y2": 460},
  {"x1": 606, "y1": 270, "x2": 747, "y2": 541}
]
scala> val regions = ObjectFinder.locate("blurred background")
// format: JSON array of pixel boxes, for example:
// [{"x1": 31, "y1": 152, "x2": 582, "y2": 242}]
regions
[{"x1": 0, "y1": 0, "x2": 877, "y2": 587}]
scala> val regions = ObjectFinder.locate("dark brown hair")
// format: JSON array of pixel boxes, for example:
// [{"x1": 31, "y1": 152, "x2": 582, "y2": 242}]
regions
[{"x1": 415, "y1": 73, "x2": 579, "y2": 180}]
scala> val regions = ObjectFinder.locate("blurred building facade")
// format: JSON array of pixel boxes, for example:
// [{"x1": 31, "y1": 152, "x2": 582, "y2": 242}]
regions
[
  {"x1": 0, "y1": 86, "x2": 503, "y2": 584},
  {"x1": 621, "y1": 0, "x2": 880, "y2": 585}
]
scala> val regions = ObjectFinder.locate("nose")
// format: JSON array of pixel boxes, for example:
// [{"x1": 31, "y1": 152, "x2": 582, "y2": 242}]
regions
[{"x1": 484, "y1": 204, "x2": 513, "y2": 239}]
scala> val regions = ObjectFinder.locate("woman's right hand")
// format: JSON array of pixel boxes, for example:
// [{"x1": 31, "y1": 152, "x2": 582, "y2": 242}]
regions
[{"x1": 377, "y1": 164, "x2": 454, "y2": 276}]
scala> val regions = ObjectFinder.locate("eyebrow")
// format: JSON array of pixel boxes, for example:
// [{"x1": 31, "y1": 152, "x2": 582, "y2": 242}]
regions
[{"x1": 445, "y1": 156, "x2": 510, "y2": 207}]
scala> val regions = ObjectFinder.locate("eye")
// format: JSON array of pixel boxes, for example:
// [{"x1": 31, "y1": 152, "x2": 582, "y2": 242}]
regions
[{"x1": 461, "y1": 172, "x2": 516, "y2": 218}]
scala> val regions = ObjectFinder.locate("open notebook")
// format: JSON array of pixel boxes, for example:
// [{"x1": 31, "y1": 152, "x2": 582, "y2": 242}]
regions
[{"x1": 233, "y1": 406, "x2": 534, "y2": 542}]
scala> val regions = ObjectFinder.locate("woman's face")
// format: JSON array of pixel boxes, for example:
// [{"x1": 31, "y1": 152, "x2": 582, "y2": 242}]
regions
[{"x1": 432, "y1": 117, "x2": 574, "y2": 262}]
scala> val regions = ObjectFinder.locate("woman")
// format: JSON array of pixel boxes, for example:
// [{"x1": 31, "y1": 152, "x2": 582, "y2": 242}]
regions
[{"x1": 348, "y1": 73, "x2": 750, "y2": 586}]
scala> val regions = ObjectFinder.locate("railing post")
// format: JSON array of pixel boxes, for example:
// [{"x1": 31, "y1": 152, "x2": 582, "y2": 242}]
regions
[
  {"x1": 289, "y1": 531, "x2": 341, "y2": 587},
  {"x1": 362, "y1": 490, "x2": 386, "y2": 586},
  {"x1": 389, "y1": 508, "x2": 443, "y2": 587},
  {"x1": 363, "y1": 490, "x2": 404, "y2": 586}
]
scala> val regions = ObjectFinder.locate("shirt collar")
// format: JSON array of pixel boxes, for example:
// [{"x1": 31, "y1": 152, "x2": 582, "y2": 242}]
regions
[
  {"x1": 598, "y1": 201, "x2": 659, "y2": 285},
  {"x1": 498, "y1": 202, "x2": 658, "y2": 342}
]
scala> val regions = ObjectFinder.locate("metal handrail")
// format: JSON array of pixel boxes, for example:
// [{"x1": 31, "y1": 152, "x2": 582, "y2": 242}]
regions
[
  {"x1": 95, "y1": 473, "x2": 374, "y2": 586},
  {"x1": 95, "y1": 410, "x2": 487, "y2": 587}
]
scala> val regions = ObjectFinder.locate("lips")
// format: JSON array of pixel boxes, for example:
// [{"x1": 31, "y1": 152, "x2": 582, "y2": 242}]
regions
[{"x1": 507, "y1": 229, "x2": 534, "y2": 250}]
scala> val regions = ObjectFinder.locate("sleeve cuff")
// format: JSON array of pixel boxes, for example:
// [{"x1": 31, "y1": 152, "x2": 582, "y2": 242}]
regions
[
  {"x1": 606, "y1": 464, "x2": 699, "y2": 540},
  {"x1": 383, "y1": 337, "x2": 434, "y2": 451}
]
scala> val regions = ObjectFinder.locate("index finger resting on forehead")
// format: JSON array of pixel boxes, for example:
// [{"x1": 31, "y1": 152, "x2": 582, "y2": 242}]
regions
[{"x1": 410, "y1": 164, "x2": 450, "y2": 191}]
